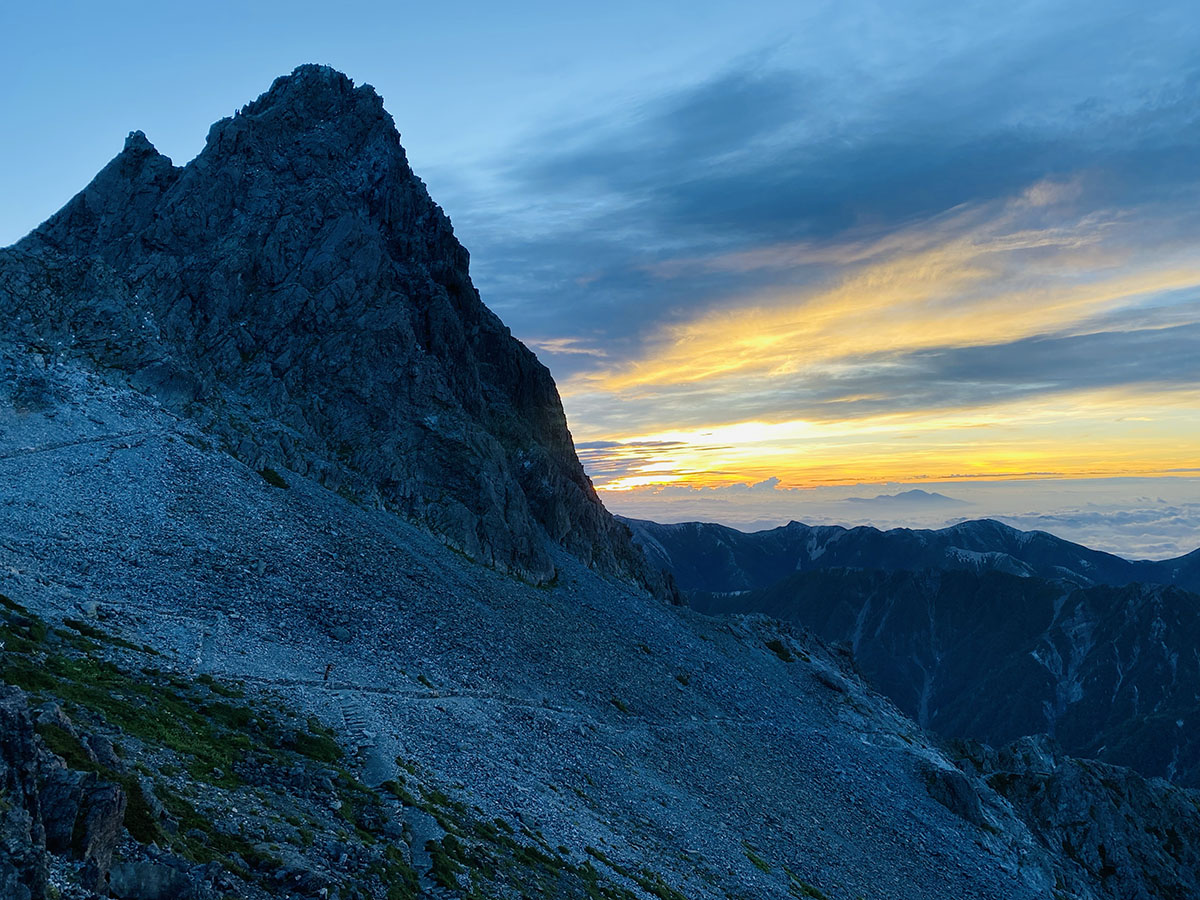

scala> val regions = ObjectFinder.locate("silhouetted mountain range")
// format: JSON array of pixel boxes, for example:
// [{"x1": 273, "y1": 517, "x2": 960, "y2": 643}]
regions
[
  {"x1": 623, "y1": 516, "x2": 1200, "y2": 594},
  {"x1": 843, "y1": 488, "x2": 968, "y2": 506}
]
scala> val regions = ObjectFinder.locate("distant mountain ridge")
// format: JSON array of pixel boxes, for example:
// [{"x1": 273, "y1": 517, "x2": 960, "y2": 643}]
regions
[
  {"x1": 622, "y1": 515, "x2": 1200, "y2": 594},
  {"x1": 628, "y1": 515, "x2": 1200, "y2": 784},
  {"x1": 844, "y1": 488, "x2": 967, "y2": 506}
]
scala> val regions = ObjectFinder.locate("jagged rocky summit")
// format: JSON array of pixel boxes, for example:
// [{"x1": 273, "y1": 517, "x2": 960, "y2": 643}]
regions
[{"x1": 1, "y1": 64, "x2": 664, "y2": 594}]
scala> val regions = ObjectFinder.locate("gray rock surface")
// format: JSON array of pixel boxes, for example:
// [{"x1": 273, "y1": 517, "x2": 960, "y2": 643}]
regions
[
  {"x1": 0, "y1": 347, "x2": 1069, "y2": 900},
  {"x1": 108, "y1": 861, "x2": 194, "y2": 900}
]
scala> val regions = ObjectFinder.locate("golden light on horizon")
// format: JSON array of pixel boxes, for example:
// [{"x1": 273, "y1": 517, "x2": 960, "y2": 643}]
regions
[
  {"x1": 583, "y1": 387, "x2": 1200, "y2": 492},
  {"x1": 555, "y1": 184, "x2": 1200, "y2": 496}
]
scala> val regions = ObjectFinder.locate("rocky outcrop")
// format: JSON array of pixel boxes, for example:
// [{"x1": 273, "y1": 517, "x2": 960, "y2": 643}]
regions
[
  {"x1": 955, "y1": 735, "x2": 1200, "y2": 900},
  {"x1": 1, "y1": 64, "x2": 668, "y2": 594},
  {"x1": 0, "y1": 688, "x2": 131, "y2": 898},
  {"x1": 0, "y1": 687, "x2": 48, "y2": 900},
  {"x1": 40, "y1": 765, "x2": 126, "y2": 888},
  {"x1": 108, "y1": 861, "x2": 194, "y2": 900}
]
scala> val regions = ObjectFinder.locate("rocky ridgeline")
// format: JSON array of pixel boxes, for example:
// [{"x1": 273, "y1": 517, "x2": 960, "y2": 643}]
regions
[
  {"x1": 623, "y1": 517, "x2": 1200, "y2": 596},
  {"x1": 0, "y1": 64, "x2": 665, "y2": 594}
]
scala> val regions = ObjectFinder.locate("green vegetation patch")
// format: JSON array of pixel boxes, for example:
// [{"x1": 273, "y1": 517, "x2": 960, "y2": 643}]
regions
[
  {"x1": 764, "y1": 639, "x2": 795, "y2": 663},
  {"x1": 0, "y1": 592, "x2": 26, "y2": 612},
  {"x1": 284, "y1": 717, "x2": 343, "y2": 763},
  {"x1": 258, "y1": 466, "x2": 289, "y2": 489},
  {"x1": 743, "y1": 842, "x2": 771, "y2": 873},
  {"x1": 785, "y1": 867, "x2": 829, "y2": 899},
  {"x1": 61, "y1": 617, "x2": 144, "y2": 652}
]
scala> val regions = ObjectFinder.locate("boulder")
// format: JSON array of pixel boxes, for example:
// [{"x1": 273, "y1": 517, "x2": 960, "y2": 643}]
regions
[
  {"x1": 920, "y1": 759, "x2": 987, "y2": 829},
  {"x1": 108, "y1": 861, "x2": 194, "y2": 900}
]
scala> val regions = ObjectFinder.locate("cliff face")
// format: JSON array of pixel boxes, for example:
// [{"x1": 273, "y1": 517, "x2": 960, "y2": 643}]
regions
[
  {"x1": 7, "y1": 65, "x2": 661, "y2": 591},
  {"x1": 955, "y1": 735, "x2": 1200, "y2": 900},
  {"x1": 0, "y1": 687, "x2": 48, "y2": 900}
]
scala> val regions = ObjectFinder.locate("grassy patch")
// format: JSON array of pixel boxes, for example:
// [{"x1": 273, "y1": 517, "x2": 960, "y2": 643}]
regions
[
  {"x1": 785, "y1": 868, "x2": 829, "y2": 899},
  {"x1": 285, "y1": 719, "x2": 343, "y2": 764},
  {"x1": 0, "y1": 606, "x2": 48, "y2": 654},
  {"x1": 379, "y1": 845, "x2": 420, "y2": 900},
  {"x1": 259, "y1": 467, "x2": 289, "y2": 489},
  {"x1": 743, "y1": 842, "x2": 771, "y2": 873},
  {"x1": 195, "y1": 673, "x2": 245, "y2": 699},
  {"x1": 0, "y1": 593, "x2": 26, "y2": 612},
  {"x1": 36, "y1": 722, "x2": 94, "y2": 769},
  {"x1": 764, "y1": 639, "x2": 794, "y2": 663},
  {"x1": 427, "y1": 835, "x2": 466, "y2": 890},
  {"x1": 61, "y1": 618, "x2": 144, "y2": 653}
]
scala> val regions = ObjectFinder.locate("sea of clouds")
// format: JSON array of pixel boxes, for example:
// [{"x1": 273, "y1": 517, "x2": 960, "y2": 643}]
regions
[{"x1": 603, "y1": 477, "x2": 1200, "y2": 560}]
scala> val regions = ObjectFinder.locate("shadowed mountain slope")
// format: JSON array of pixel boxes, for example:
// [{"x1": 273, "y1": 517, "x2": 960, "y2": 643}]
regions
[
  {"x1": 631, "y1": 517, "x2": 1200, "y2": 785},
  {"x1": 695, "y1": 569, "x2": 1200, "y2": 786}
]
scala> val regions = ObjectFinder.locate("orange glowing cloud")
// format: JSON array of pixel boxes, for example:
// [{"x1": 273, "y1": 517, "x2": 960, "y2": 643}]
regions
[
  {"x1": 580, "y1": 383, "x2": 1200, "y2": 492},
  {"x1": 565, "y1": 202, "x2": 1200, "y2": 398},
  {"x1": 545, "y1": 181, "x2": 1200, "y2": 494}
]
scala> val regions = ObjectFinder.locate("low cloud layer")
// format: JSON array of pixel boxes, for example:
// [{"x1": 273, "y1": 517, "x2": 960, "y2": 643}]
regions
[{"x1": 603, "y1": 477, "x2": 1200, "y2": 561}]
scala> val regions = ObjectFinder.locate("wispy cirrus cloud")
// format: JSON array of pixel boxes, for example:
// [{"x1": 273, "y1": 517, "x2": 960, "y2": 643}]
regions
[{"x1": 559, "y1": 195, "x2": 1200, "y2": 401}]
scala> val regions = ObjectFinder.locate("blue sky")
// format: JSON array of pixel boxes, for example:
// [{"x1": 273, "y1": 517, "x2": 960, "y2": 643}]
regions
[
  {"x1": 1, "y1": 0, "x2": 800, "y2": 246},
  {"x1": 4, "y1": 1, "x2": 1199, "y2": 554}
]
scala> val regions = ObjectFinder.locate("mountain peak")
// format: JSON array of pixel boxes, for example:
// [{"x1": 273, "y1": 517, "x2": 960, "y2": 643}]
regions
[
  {"x1": 122, "y1": 129, "x2": 159, "y2": 155},
  {"x1": 6, "y1": 67, "x2": 671, "y2": 598},
  {"x1": 844, "y1": 488, "x2": 967, "y2": 506},
  {"x1": 200, "y1": 64, "x2": 393, "y2": 159},
  {"x1": 242, "y1": 64, "x2": 385, "y2": 122}
]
